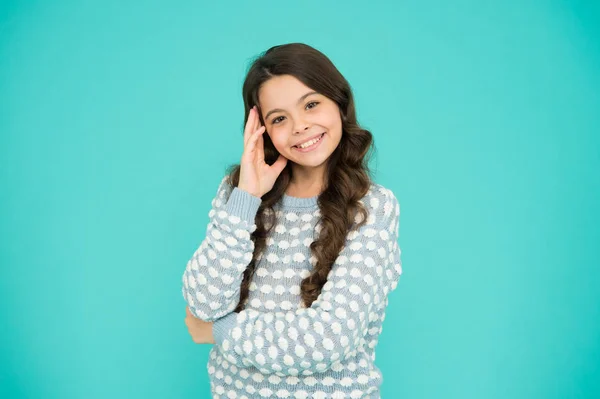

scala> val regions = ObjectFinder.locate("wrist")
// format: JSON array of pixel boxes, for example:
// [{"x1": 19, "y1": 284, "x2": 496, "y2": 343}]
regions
[
  {"x1": 213, "y1": 313, "x2": 238, "y2": 347},
  {"x1": 237, "y1": 186, "x2": 261, "y2": 198}
]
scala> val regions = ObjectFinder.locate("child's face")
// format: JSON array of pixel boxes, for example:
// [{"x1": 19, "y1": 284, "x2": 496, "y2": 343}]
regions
[{"x1": 258, "y1": 75, "x2": 343, "y2": 168}]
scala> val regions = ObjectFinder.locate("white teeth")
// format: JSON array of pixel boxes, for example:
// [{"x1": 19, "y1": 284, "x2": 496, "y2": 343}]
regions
[{"x1": 296, "y1": 134, "x2": 323, "y2": 149}]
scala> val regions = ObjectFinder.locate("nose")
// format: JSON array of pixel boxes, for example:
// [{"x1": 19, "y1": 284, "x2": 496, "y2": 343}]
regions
[{"x1": 293, "y1": 120, "x2": 311, "y2": 135}]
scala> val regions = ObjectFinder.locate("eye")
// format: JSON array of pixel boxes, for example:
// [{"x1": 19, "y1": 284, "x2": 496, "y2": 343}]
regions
[{"x1": 271, "y1": 102, "x2": 319, "y2": 125}]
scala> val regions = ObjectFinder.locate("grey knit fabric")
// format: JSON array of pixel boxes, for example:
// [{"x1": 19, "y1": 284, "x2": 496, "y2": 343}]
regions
[{"x1": 182, "y1": 175, "x2": 402, "y2": 399}]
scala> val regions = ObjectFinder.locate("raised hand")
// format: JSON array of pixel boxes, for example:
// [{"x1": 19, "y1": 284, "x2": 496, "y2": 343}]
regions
[{"x1": 238, "y1": 105, "x2": 288, "y2": 198}]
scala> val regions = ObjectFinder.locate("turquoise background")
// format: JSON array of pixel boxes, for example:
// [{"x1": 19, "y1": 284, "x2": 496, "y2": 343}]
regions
[{"x1": 1, "y1": 0, "x2": 599, "y2": 398}]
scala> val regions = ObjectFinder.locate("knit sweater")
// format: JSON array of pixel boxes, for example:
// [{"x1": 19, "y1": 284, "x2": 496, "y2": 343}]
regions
[{"x1": 182, "y1": 175, "x2": 402, "y2": 399}]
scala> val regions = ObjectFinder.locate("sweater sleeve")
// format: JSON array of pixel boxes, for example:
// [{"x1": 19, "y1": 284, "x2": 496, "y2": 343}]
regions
[
  {"x1": 182, "y1": 176, "x2": 263, "y2": 321},
  {"x1": 212, "y1": 189, "x2": 402, "y2": 376}
]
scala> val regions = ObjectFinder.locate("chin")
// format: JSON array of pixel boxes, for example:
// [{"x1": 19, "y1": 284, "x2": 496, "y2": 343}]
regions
[{"x1": 293, "y1": 156, "x2": 330, "y2": 168}]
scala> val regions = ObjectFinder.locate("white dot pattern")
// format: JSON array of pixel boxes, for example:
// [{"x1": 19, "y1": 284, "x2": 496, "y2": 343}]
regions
[
  {"x1": 183, "y1": 176, "x2": 402, "y2": 398},
  {"x1": 182, "y1": 177, "x2": 262, "y2": 322}
]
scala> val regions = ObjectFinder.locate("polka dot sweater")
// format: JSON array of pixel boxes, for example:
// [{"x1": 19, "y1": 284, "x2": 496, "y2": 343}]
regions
[{"x1": 182, "y1": 176, "x2": 402, "y2": 399}]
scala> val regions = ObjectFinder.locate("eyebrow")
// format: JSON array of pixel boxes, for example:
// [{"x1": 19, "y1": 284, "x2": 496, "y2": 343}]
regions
[{"x1": 263, "y1": 91, "x2": 319, "y2": 121}]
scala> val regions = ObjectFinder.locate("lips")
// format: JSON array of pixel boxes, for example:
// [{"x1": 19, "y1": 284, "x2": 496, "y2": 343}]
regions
[{"x1": 293, "y1": 133, "x2": 325, "y2": 148}]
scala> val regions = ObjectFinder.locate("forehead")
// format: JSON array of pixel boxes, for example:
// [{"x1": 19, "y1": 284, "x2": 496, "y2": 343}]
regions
[{"x1": 258, "y1": 75, "x2": 315, "y2": 108}]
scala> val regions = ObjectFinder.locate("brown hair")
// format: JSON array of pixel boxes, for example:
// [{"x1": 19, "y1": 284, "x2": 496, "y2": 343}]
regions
[{"x1": 226, "y1": 42, "x2": 377, "y2": 312}]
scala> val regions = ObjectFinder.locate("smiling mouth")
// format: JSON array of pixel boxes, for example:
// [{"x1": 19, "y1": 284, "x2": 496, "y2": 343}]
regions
[{"x1": 293, "y1": 133, "x2": 325, "y2": 149}]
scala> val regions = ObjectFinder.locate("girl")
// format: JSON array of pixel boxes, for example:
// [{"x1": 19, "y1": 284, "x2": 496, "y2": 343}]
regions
[{"x1": 182, "y1": 42, "x2": 402, "y2": 399}]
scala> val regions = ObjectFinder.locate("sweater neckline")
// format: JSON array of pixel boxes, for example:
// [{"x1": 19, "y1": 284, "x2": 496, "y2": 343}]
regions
[{"x1": 280, "y1": 192, "x2": 319, "y2": 209}]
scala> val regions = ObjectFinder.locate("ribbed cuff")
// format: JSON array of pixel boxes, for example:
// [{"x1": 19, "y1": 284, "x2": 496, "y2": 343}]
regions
[
  {"x1": 225, "y1": 187, "x2": 262, "y2": 225},
  {"x1": 212, "y1": 312, "x2": 238, "y2": 347}
]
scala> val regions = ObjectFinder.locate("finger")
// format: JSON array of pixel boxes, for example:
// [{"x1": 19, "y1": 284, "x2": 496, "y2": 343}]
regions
[
  {"x1": 244, "y1": 107, "x2": 257, "y2": 147},
  {"x1": 243, "y1": 108, "x2": 254, "y2": 147},
  {"x1": 254, "y1": 106, "x2": 262, "y2": 133},
  {"x1": 256, "y1": 128, "x2": 265, "y2": 161},
  {"x1": 272, "y1": 154, "x2": 288, "y2": 174},
  {"x1": 243, "y1": 126, "x2": 266, "y2": 159}
]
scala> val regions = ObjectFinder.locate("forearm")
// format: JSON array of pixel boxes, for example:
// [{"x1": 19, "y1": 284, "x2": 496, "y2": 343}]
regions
[{"x1": 183, "y1": 182, "x2": 262, "y2": 321}]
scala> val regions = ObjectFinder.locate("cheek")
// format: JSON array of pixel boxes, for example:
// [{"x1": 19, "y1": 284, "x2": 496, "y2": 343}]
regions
[
  {"x1": 320, "y1": 108, "x2": 342, "y2": 130},
  {"x1": 268, "y1": 132, "x2": 289, "y2": 151}
]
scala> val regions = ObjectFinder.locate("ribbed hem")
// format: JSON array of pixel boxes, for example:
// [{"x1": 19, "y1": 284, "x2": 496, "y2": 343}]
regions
[
  {"x1": 212, "y1": 312, "x2": 238, "y2": 346},
  {"x1": 225, "y1": 187, "x2": 262, "y2": 225}
]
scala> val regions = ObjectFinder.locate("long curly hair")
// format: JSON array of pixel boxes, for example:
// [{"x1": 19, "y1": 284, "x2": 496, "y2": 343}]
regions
[{"x1": 226, "y1": 42, "x2": 377, "y2": 312}]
